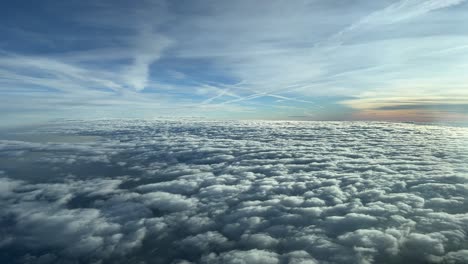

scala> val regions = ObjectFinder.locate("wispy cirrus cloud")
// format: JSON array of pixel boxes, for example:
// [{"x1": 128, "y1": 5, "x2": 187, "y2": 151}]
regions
[
  {"x1": 123, "y1": 31, "x2": 172, "y2": 91},
  {"x1": 332, "y1": 0, "x2": 467, "y2": 41}
]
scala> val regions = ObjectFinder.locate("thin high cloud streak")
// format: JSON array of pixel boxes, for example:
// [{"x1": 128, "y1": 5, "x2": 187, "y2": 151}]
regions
[
  {"x1": 1, "y1": 0, "x2": 468, "y2": 123},
  {"x1": 335, "y1": 0, "x2": 467, "y2": 36},
  {"x1": 1, "y1": 120, "x2": 468, "y2": 263}
]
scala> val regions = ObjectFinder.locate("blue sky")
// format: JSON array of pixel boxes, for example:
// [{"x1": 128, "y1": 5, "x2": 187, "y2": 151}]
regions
[{"x1": 1, "y1": 0, "x2": 468, "y2": 126}]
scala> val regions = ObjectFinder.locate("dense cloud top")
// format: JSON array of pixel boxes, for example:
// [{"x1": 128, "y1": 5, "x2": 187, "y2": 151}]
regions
[{"x1": 0, "y1": 120, "x2": 468, "y2": 263}]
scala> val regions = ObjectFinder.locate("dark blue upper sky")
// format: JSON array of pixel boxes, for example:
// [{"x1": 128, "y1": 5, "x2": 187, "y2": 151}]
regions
[{"x1": 1, "y1": 0, "x2": 468, "y2": 126}]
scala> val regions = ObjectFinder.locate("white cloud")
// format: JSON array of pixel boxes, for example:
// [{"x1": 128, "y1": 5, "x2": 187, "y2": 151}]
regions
[
  {"x1": 123, "y1": 29, "x2": 173, "y2": 91},
  {"x1": 333, "y1": 0, "x2": 468, "y2": 40},
  {"x1": 0, "y1": 120, "x2": 467, "y2": 263}
]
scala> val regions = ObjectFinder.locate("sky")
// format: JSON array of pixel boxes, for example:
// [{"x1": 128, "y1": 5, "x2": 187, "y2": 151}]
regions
[{"x1": 1, "y1": 0, "x2": 468, "y2": 126}]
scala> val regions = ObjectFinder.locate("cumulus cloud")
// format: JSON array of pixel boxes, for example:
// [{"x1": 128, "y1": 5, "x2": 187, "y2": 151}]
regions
[{"x1": 0, "y1": 120, "x2": 467, "y2": 263}]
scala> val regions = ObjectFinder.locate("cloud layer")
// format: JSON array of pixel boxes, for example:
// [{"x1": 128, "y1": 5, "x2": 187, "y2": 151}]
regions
[{"x1": 1, "y1": 120, "x2": 468, "y2": 263}]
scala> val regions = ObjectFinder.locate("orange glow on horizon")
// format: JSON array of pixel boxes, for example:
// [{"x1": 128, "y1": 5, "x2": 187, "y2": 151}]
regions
[{"x1": 352, "y1": 109, "x2": 468, "y2": 123}]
